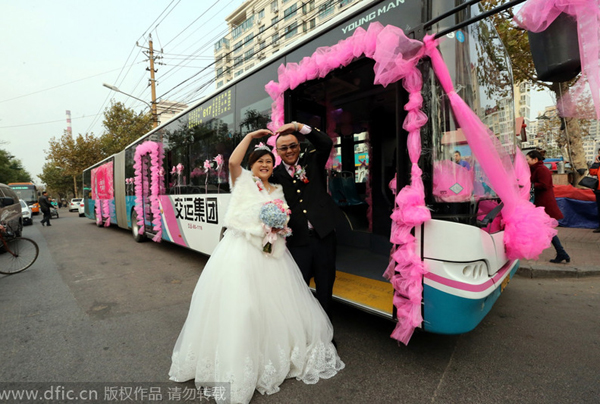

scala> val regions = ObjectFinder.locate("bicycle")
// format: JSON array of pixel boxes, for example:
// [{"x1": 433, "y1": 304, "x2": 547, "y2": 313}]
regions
[{"x1": 0, "y1": 223, "x2": 39, "y2": 275}]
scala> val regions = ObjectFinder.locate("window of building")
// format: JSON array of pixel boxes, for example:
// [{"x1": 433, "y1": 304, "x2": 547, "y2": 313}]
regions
[
  {"x1": 271, "y1": 17, "x2": 278, "y2": 26},
  {"x1": 234, "y1": 56, "x2": 243, "y2": 67},
  {"x1": 259, "y1": 41, "x2": 267, "y2": 50},
  {"x1": 259, "y1": 25, "x2": 266, "y2": 34},
  {"x1": 244, "y1": 48, "x2": 254, "y2": 61},
  {"x1": 284, "y1": 22, "x2": 298, "y2": 39},
  {"x1": 232, "y1": 15, "x2": 255, "y2": 39},
  {"x1": 302, "y1": 0, "x2": 315, "y2": 14},
  {"x1": 340, "y1": 0, "x2": 355, "y2": 7},
  {"x1": 319, "y1": 0, "x2": 335, "y2": 19},
  {"x1": 244, "y1": 34, "x2": 253, "y2": 46},
  {"x1": 271, "y1": 0, "x2": 278, "y2": 12},
  {"x1": 216, "y1": 67, "x2": 224, "y2": 78},
  {"x1": 214, "y1": 37, "x2": 229, "y2": 51},
  {"x1": 284, "y1": 4, "x2": 297, "y2": 20},
  {"x1": 258, "y1": 8, "x2": 265, "y2": 19},
  {"x1": 272, "y1": 33, "x2": 279, "y2": 44},
  {"x1": 216, "y1": 81, "x2": 223, "y2": 88},
  {"x1": 303, "y1": 18, "x2": 316, "y2": 32},
  {"x1": 235, "y1": 70, "x2": 244, "y2": 77},
  {"x1": 233, "y1": 41, "x2": 243, "y2": 53}
]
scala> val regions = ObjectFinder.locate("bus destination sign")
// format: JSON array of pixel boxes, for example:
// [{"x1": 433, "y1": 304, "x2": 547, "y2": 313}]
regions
[{"x1": 188, "y1": 90, "x2": 232, "y2": 129}]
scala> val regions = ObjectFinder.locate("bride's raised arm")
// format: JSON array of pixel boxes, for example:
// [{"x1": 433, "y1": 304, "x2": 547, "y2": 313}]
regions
[{"x1": 229, "y1": 129, "x2": 273, "y2": 186}]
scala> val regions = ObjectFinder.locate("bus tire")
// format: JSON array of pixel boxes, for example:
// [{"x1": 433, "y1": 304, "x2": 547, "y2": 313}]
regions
[{"x1": 131, "y1": 209, "x2": 146, "y2": 242}]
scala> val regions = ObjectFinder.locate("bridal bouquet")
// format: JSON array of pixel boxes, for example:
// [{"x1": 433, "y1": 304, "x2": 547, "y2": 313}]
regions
[{"x1": 259, "y1": 199, "x2": 292, "y2": 254}]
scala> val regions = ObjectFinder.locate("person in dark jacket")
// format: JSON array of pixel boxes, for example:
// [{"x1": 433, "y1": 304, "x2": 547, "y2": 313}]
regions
[
  {"x1": 272, "y1": 121, "x2": 339, "y2": 316},
  {"x1": 526, "y1": 150, "x2": 569, "y2": 263},
  {"x1": 38, "y1": 191, "x2": 52, "y2": 227}
]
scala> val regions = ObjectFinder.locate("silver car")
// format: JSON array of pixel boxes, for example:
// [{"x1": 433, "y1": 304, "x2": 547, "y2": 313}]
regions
[{"x1": 20, "y1": 199, "x2": 33, "y2": 225}]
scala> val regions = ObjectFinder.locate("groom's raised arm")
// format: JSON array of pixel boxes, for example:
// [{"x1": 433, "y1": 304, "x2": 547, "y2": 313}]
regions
[{"x1": 303, "y1": 127, "x2": 333, "y2": 170}]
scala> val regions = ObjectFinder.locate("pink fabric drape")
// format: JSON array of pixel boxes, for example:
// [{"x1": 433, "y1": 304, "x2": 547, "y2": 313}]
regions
[
  {"x1": 423, "y1": 35, "x2": 557, "y2": 259},
  {"x1": 514, "y1": 0, "x2": 600, "y2": 119},
  {"x1": 266, "y1": 23, "x2": 429, "y2": 345},
  {"x1": 134, "y1": 141, "x2": 165, "y2": 243}
]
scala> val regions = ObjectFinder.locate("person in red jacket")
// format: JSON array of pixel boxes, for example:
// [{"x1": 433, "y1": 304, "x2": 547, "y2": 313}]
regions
[{"x1": 526, "y1": 150, "x2": 570, "y2": 263}]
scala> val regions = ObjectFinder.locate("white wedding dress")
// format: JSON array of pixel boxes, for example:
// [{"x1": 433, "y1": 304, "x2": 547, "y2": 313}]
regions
[{"x1": 169, "y1": 169, "x2": 344, "y2": 403}]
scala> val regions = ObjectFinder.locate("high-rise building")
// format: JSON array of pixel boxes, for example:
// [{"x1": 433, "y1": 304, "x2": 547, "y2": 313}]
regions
[{"x1": 213, "y1": 0, "x2": 363, "y2": 88}]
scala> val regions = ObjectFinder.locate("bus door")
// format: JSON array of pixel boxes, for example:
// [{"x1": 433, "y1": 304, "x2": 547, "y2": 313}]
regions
[{"x1": 288, "y1": 58, "x2": 400, "y2": 318}]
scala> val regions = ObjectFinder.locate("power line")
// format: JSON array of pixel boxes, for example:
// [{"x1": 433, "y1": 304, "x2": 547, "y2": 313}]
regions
[
  {"x1": 0, "y1": 114, "x2": 102, "y2": 130},
  {"x1": 0, "y1": 67, "x2": 134, "y2": 104}
]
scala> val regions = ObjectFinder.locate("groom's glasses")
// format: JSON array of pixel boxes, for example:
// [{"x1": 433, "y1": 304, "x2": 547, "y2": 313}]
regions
[{"x1": 276, "y1": 143, "x2": 299, "y2": 152}]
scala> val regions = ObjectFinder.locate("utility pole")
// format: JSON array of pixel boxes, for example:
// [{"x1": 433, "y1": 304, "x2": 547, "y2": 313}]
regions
[{"x1": 137, "y1": 34, "x2": 161, "y2": 128}]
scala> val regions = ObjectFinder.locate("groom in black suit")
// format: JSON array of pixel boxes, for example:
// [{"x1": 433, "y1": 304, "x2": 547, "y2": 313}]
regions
[{"x1": 273, "y1": 121, "x2": 338, "y2": 316}]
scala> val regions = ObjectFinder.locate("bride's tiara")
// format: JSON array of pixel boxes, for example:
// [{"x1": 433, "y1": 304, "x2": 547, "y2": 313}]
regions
[{"x1": 254, "y1": 142, "x2": 272, "y2": 152}]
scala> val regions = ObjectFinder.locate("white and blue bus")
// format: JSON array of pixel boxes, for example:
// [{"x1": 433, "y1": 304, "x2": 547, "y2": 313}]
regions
[{"x1": 83, "y1": 0, "x2": 525, "y2": 340}]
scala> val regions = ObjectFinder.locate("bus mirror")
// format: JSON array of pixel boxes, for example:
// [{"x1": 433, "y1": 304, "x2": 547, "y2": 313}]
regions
[{"x1": 527, "y1": 13, "x2": 581, "y2": 82}]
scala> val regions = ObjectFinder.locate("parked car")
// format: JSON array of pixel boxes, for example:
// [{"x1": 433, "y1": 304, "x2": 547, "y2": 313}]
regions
[
  {"x1": 0, "y1": 183, "x2": 23, "y2": 236},
  {"x1": 69, "y1": 198, "x2": 83, "y2": 212},
  {"x1": 78, "y1": 200, "x2": 85, "y2": 217},
  {"x1": 20, "y1": 199, "x2": 33, "y2": 225}
]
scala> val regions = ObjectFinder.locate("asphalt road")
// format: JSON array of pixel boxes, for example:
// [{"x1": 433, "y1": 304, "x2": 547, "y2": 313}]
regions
[{"x1": 1, "y1": 210, "x2": 599, "y2": 403}]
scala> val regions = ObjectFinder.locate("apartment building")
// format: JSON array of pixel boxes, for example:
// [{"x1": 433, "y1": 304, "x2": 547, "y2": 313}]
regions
[{"x1": 213, "y1": 0, "x2": 362, "y2": 88}]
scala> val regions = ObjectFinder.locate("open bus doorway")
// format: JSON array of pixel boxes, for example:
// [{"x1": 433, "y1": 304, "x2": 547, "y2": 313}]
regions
[{"x1": 288, "y1": 58, "x2": 401, "y2": 317}]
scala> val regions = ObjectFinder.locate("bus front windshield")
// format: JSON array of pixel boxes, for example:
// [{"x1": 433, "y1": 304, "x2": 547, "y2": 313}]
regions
[
  {"x1": 11, "y1": 186, "x2": 37, "y2": 203},
  {"x1": 430, "y1": 7, "x2": 515, "y2": 207}
]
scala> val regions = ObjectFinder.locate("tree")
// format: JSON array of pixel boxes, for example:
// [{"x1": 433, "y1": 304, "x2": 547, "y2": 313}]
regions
[
  {"x1": 100, "y1": 101, "x2": 153, "y2": 156},
  {"x1": 38, "y1": 162, "x2": 73, "y2": 200},
  {"x1": 0, "y1": 149, "x2": 32, "y2": 183},
  {"x1": 483, "y1": 0, "x2": 589, "y2": 184},
  {"x1": 46, "y1": 131, "x2": 102, "y2": 197}
]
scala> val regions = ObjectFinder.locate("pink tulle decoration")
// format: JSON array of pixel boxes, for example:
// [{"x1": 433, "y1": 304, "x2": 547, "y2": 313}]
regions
[
  {"x1": 203, "y1": 160, "x2": 212, "y2": 171},
  {"x1": 514, "y1": 148, "x2": 532, "y2": 201},
  {"x1": 503, "y1": 203, "x2": 558, "y2": 260},
  {"x1": 264, "y1": 22, "x2": 430, "y2": 345},
  {"x1": 432, "y1": 160, "x2": 474, "y2": 203},
  {"x1": 424, "y1": 35, "x2": 556, "y2": 259},
  {"x1": 214, "y1": 154, "x2": 224, "y2": 171},
  {"x1": 514, "y1": 0, "x2": 600, "y2": 119},
  {"x1": 134, "y1": 141, "x2": 164, "y2": 242},
  {"x1": 103, "y1": 199, "x2": 111, "y2": 227}
]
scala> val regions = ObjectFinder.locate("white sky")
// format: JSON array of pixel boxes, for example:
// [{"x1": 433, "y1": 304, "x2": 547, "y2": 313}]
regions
[
  {"x1": 0, "y1": 0, "x2": 245, "y2": 183},
  {"x1": 0, "y1": 0, "x2": 561, "y2": 183}
]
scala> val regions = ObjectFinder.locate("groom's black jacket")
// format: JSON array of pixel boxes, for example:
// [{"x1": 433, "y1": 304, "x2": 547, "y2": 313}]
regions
[{"x1": 272, "y1": 128, "x2": 339, "y2": 247}]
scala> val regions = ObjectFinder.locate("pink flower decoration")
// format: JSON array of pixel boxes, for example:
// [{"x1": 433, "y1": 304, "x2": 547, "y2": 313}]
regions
[
  {"x1": 176, "y1": 163, "x2": 184, "y2": 174},
  {"x1": 214, "y1": 154, "x2": 224, "y2": 170},
  {"x1": 191, "y1": 167, "x2": 203, "y2": 178},
  {"x1": 203, "y1": 160, "x2": 212, "y2": 171},
  {"x1": 170, "y1": 166, "x2": 177, "y2": 175}
]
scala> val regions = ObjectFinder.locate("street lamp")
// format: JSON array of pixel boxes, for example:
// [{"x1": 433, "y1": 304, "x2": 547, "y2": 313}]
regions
[{"x1": 102, "y1": 83, "x2": 158, "y2": 128}]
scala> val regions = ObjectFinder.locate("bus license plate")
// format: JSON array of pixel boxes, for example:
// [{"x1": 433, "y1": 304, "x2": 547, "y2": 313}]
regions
[{"x1": 500, "y1": 275, "x2": 510, "y2": 293}]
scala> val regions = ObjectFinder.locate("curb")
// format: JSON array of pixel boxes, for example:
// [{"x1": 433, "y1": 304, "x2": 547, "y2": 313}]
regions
[{"x1": 516, "y1": 266, "x2": 600, "y2": 279}]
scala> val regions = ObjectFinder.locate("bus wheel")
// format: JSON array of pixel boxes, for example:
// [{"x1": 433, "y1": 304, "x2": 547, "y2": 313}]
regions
[{"x1": 131, "y1": 209, "x2": 146, "y2": 242}]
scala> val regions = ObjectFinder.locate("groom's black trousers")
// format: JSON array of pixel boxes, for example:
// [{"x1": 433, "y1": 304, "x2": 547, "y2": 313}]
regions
[{"x1": 288, "y1": 230, "x2": 337, "y2": 316}]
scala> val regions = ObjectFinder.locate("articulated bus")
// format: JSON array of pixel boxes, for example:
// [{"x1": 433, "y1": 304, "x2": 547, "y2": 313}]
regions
[
  {"x1": 84, "y1": 0, "x2": 523, "y2": 339},
  {"x1": 9, "y1": 182, "x2": 40, "y2": 214}
]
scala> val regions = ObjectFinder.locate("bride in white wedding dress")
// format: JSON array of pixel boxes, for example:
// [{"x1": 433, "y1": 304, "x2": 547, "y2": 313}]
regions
[{"x1": 169, "y1": 129, "x2": 344, "y2": 403}]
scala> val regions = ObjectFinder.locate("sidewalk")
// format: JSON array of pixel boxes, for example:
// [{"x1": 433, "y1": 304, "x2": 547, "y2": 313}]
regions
[{"x1": 517, "y1": 226, "x2": 600, "y2": 278}]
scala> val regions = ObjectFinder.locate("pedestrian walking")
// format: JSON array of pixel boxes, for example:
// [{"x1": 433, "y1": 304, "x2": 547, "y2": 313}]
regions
[{"x1": 39, "y1": 191, "x2": 52, "y2": 227}]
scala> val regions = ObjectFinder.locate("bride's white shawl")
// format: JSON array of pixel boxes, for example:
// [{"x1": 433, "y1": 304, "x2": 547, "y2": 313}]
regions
[{"x1": 224, "y1": 169, "x2": 286, "y2": 257}]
